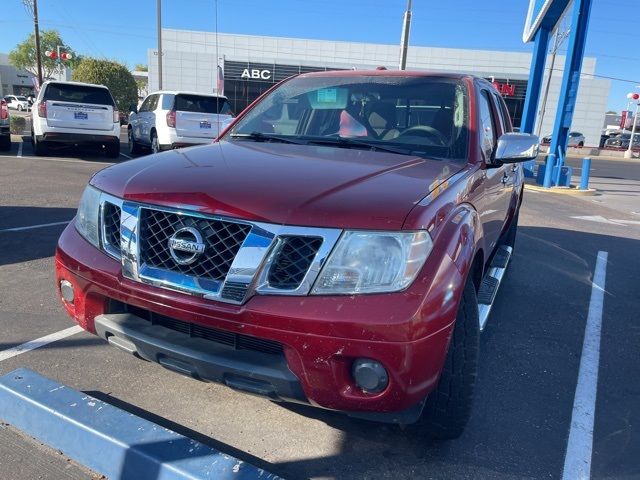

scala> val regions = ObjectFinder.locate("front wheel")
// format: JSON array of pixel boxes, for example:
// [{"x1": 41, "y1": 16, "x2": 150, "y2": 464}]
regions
[
  {"x1": 412, "y1": 278, "x2": 480, "y2": 440},
  {"x1": 128, "y1": 129, "x2": 142, "y2": 154},
  {"x1": 151, "y1": 132, "x2": 160, "y2": 154}
]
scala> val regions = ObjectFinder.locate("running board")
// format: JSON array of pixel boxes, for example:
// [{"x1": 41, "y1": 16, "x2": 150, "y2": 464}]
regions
[{"x1": 477, "y1": 245, "x2": 513, "y2": 331}]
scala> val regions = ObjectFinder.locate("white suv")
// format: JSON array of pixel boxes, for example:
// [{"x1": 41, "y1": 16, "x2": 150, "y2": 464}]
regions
[
  {"x1": 31, "y1": 81, "x2": 121, "y2": 157},
  {"x1": 127, "y1": 91, "x2": 233, "y2": 154},
  {"x1": 3, "y1": 95, "x2": 29, "y2": 111}
]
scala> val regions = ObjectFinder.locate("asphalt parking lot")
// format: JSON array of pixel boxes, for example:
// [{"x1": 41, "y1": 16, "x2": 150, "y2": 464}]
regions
[{"x1": 1, "y1": 131, "x2": 639, "y2": 479}]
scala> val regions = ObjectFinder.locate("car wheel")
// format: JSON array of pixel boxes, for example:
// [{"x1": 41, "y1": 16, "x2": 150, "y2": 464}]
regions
[
  {"x1": 128, "y1": 129, "x2": 142, "y2": 154},
  {"x1": 578, "y1": 141, "x2": 584, "y2": 148},
  {"x1": 151, "y1": 132, "x2": 160, "y2": 154},
  {"x1": 0, "y1": 135, "x2": 11, "y2": 151},
  {"x1": 17, "y1": 105, "x2": 23, "y2": 112},
  {"x1": 105, "y1": 141, "x2": 120, "y2": 158},
  {"x1": 412, "y1": 277, "x2": 480, "y2": 440},
  {"x1": 33, "y1": 136, "x2": 48, "y2": 156}
]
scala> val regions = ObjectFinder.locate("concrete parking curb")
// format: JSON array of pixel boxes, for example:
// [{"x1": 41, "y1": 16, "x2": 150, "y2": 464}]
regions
[
  {"x1": 524, "y1": 182, "x2": 597, "y2": 196},
  {"x1": 0, "y1": 368, "x2": 282, "y2": 480}
]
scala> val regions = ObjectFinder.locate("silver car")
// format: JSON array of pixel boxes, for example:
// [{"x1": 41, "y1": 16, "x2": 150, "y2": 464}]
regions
[{"x1": 541, "y1": 131, "x2": 585, "y2": 147}]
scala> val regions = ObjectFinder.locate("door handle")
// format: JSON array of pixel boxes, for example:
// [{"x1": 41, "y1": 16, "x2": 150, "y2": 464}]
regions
[{"x1": 501, "y1": 173, "x2": 509, "y2": 185}]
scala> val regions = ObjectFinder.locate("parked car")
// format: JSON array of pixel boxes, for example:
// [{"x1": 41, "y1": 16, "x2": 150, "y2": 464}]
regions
[
  {"x1": 0, "y1": 99, "x2": 10, "y2": 150},
  {"x1": 56, "y1": 71, "x2": 538, "y2": 440},
  {"x1": 541, "y1": 131, "x2": 585, "y2": 147},
  {"x1": 30, "y1": 81, "x2": 121, "y2": 157},
  {"x1": 3, "y1": 95, "x2": 29, "y2": 111},
  {"x1": 604, "y1": 132, "x2": 640, "y2": 149},
  {"x1": 127, "y1": 91, "x2": 234, "y2": 154}
]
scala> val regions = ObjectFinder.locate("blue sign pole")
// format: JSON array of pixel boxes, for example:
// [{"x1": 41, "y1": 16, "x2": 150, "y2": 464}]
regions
[
  {"x1": 521, "y1": 27, "x2": 550, "y2": 134},
  {"x1": 547, "y1": 0, "x2": 594, "y2": 182}
]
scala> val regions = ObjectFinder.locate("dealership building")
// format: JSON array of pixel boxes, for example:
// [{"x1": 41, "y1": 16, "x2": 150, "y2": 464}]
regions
[{"x1": 149, "y1": 29, "x2": 610, "y2": 146}]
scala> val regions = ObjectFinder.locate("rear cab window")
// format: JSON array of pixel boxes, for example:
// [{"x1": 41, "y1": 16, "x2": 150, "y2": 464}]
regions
[
  {"x1": 174, "y1": 94, "x2": 232, "y2": 115},
  {"x1": 44, "y1": 83, "x2": 115, "y2": 106}
]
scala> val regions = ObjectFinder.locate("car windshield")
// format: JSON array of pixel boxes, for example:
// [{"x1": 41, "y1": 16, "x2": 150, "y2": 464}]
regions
[
  {"x1": 225, "y1": 75, "x2": 469, "y2": 161},
  {"x1": 174, "y1": 94, "x2": 233, "y2": 115},
  {"x1": 44, "y1": 83, "x2": 114, "y2": 106},
  {"x1": 16, "y1": 96, "x2": 27, "y2": 101}
]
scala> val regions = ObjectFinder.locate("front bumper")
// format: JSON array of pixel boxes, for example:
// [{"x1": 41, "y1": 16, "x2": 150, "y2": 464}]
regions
[{"x1": 55, "y1": 223, "x2": 463, "y2": 421}]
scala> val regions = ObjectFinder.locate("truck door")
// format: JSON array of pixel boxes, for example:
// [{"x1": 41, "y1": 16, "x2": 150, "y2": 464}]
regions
[{"x1": 477, "y1": 89, "x2": 510, "y2": 253}]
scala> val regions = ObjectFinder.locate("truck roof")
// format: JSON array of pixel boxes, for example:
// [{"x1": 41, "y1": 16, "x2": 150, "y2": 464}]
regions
[
  {"x1": 43, "y1": 80, "x2": 110, "y2": 90},
  {"x1": 149, "y1": 91, "x2": 229, "y2": 99},
  {"x1": 297, "y1": 69, "x2": 471, "y2": 80}
]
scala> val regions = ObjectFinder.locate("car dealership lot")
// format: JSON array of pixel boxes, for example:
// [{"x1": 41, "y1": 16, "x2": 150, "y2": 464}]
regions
[{"x1": 0, "y1": 140, "x2": 639, "y2": 479}]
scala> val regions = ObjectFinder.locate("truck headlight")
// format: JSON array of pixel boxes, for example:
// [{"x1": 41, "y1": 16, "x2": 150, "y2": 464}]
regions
[
  {"x1": 75, "y1": 185, "x2": 101, "y2": 248},
  {"x1": 311, "y1": 231, "x2": 432, "y2": 295}
]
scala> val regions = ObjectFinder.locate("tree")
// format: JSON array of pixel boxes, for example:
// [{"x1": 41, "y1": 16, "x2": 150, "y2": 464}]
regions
[
  {"x1": 72, "y1": 58, "x2": 138, "y2": 112},
  {"x1": 9, "y1": 30, "x2": 79, "y2": 80},
  {"x1": 134, "y1": 64, "x2": 148, "y2": 72}
]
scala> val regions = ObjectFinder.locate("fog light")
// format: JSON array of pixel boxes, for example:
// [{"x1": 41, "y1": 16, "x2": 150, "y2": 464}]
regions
[
  {"x1": 60, "y1": 280, "x2": 74, "y2": 304},
  {"x1": 352, "y1": 359, "x2": 388, "y2": 393}
]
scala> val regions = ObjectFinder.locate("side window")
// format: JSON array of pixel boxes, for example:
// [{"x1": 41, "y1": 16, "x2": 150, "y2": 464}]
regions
[
  {"x1": 138, "y1": 96, "x2": 151, "y2": 113},
  {"x1": 147, "y1": 94, "x2": 159, "y2": 111},
  {"x1": 478, "y1": 90, "x2": 497, "y2": 161},
  {"x1": 161, "y1": 94, "x2": 174, "y2": 110},
  {"x1": 492, "y1": 92, "x2": 508, "y2": 134}
]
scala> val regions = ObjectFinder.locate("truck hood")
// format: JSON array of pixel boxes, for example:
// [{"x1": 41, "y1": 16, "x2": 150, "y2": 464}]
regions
[{"x1": 91, "y1": 141, "x2": 462, "y2": 229}]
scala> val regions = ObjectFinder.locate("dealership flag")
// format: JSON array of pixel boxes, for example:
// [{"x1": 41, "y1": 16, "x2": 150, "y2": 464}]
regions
[{"x1": 216, "y1": 65, "x2": 224, "y2": 96}]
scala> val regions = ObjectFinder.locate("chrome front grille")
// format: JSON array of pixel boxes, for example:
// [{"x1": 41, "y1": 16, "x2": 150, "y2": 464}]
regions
[
  {"x1": 139, "y1": 208, "x2": 251, "y2": 282},
  {"x1": 96, "y1": 192, "x2": 342, "y2": 304}
]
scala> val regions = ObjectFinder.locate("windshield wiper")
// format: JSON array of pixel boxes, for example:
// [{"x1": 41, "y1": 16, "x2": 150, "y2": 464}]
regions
[
  {"x1": 304, "y1": 136, "x2": 421, "y2": 157},
  {"x1": 229, "y1": 132, "x2": 307, "y2": 145}
]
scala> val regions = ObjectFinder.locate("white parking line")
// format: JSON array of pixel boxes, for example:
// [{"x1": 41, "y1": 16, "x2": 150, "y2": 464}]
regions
[
  {"x1": 562, "y1": 250, "x2": 608, "y2": 480},
  {"x1": 120, "y1": 152, "x2": 133, "y2": 159},
  {"x1": 0, "y1": 326, "x2": 84, "y2": 362},
  {"x1": 17, "y1": 142, "x2": 23, "y2": 158},
  {"x1": 0, "y1": 221, "x2": 70, "y2": 233}
]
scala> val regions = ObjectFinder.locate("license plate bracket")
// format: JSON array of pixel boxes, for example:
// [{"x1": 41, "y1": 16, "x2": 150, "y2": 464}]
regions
[{"x1": 200, "y1": 121, "x2": 211, "y2": 129}]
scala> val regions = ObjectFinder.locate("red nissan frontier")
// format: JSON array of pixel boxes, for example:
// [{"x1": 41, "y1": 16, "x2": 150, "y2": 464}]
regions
[{"x1": 56, "y1": 71, "x2": 538, "y2": 439}]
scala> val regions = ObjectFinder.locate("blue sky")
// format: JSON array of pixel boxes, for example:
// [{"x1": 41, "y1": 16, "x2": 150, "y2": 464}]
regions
[{"x1": 1, "y1": 0, "x2": 637, "y2": 111}]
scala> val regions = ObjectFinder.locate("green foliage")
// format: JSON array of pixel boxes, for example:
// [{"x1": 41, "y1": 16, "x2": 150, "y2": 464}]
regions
[
  {"x1": 134, "y1": 64, "x2": 148, "y2": 72},
  {"x1": 71, "y1": 58, "x2": 138, "y2": 112},
  {"x1": 10, "y1": 116, "x2": 26, "y2": 135},
  {"x1": 8, "y1": 30, "x2": 79, "y2": 79}
]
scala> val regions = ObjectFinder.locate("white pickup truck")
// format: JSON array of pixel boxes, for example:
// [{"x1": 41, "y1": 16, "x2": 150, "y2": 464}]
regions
[{"x1": 127, "y1": 91, "x2": 234, "y2": 154}]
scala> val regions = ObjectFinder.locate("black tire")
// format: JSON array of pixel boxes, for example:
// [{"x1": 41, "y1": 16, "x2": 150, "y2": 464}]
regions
[
  {"x1": 33, "y1": 135, "x2": 48, "y2": 156},
  {"x1": 414, "y1": 278, "x2": 480, "y2": 440},
  {"x1": 151, "y1": 131, "x2": 160, "y2": 154},
  {"x1": 0, "y1": 135, "x2": 10, "y2": 151},
  {"x1": 105, "y1": 141, "x2": 120, "y2": 158},
  {"x1": 17, "y1": 105, "x2": 23, "y2": 112},
  {"x1": 578, "y1": 141, "x2": 584, "y2": 148},
  {"x1": 128, "y1": 128, "x2": 142, "y2": 154}
]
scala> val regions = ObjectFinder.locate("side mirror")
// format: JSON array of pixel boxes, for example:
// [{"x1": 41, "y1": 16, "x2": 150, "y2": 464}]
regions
[
  {"x1": 494, "y1": 133, "x2": 539, "y2": 164},
  {"x1": 129, "y1": 104, "x2": 138, "y2": 114}
]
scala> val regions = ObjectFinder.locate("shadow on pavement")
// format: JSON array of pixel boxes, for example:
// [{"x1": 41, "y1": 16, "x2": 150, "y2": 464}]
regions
[{"x1": 0, "y1": 206, "x2": 75, "y2": 266}]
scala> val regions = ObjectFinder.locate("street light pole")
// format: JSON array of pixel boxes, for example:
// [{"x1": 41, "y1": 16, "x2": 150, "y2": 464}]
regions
[
  {"x1": 23, "y1": 0, "x2": 43, "y2": 84},
  {"x1": 156, "y1": 0, "x2": 163, "y2": 90},
  {"x1": 399, "y1": 0, "x2": 412, "y2": 70}
]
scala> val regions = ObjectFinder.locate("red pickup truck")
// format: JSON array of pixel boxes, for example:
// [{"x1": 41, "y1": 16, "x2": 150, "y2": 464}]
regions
[{"x1": 56, "y1": 71, "x2": 538, "y2": 439}]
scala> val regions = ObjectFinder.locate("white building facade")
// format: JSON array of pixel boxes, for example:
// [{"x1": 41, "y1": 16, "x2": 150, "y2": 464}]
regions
[{"x1": 149, "y1": 29, "x2": 610, "y2": 147}]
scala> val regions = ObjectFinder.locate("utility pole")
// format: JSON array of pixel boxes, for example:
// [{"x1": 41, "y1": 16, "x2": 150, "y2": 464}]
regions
[
  {"x1": 535, "y1": 28, "x2": 569, "y2": 137},
  {"x1": 156, "y1": 0, "x2": 163, "y2": 90},
  {"x1": 23, "y1": 0, "x2": 43, "y2": 85},
  {"x1": 399, "y1": 0, "x2": 412, "y2": 70}
]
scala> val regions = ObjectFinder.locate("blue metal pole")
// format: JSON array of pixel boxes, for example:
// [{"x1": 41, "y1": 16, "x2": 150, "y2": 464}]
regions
[
  {"x1": 547, "y1": 0, "x2": 594, "y2": 165},
  {"x1": 521, "y1": 27, "x2": 550, "y2": 134},
  {"x1": 543, "y1": 153, "x2": 556, "y2": 188},
  {"x1": 579, "y1": 157, "x2": 591, "y2": 190}
]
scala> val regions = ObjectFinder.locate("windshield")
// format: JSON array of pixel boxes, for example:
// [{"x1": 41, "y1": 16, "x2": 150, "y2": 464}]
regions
[
  {"x1": 174, "y1": 94, "x2": 233, "y2": 115},
  {"x1": 225, "y1": 75, "x2": 469, "y2": 161},
  {"x1": 16, "y1": 96, "x2": 27, "y2": 101}
]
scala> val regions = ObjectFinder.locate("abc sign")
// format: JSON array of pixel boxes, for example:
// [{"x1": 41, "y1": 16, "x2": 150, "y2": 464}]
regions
[{"x1": 241, "y1": 68, "x2": 271, "y2": 80}]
